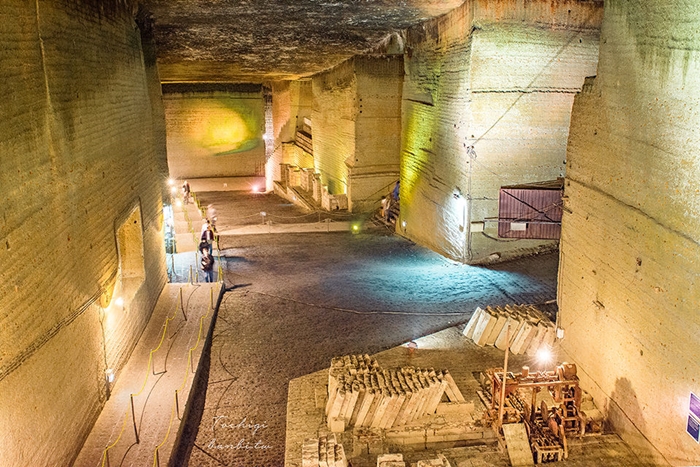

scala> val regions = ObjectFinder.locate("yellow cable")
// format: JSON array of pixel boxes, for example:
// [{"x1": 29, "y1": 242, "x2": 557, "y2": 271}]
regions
[
  {"x1": 152, "y1": 400, "x2": 176, "y2": 467},
  {"x1": 100, "y1": 408, "x2": 130, "y2": 467},
  {"x1": 100, "y1": 292, "x2": 184, "y2": 465}
]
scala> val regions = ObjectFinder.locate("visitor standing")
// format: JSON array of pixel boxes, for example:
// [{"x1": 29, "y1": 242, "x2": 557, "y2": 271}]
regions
[
  {"x1": 201, "y1": 223, "x2": 215, "y2": 255},
  {"x1": 391, "y1": 180, "x2": 400, "y2": 202},
  {"x1": 182, "y1": 180, "x2": 191, "y2": 204},
  {"x1": 206, "y1": 204, "x2": 218, "y2": 232},
  {"x1": 201, "y1": 248, "x2": 214, "y2": 283}
]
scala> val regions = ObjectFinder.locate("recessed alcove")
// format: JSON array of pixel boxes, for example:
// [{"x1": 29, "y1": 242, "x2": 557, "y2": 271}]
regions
[{"x1": 115, "y1": 204, "x2": 146, "y2": 307}]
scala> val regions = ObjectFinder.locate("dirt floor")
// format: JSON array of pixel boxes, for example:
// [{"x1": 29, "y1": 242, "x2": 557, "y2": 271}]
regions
[{"x1": 175, "y1": 190, "x2": 563, "y2": 467}]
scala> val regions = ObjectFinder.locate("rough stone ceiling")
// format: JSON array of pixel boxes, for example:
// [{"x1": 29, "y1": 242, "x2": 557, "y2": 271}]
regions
[{"x1": 140, "y1": 0, "x2": 465, "y2": 83}]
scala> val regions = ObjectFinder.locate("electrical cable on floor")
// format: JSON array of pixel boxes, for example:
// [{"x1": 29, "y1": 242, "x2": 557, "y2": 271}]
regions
[{"x1": 241, "y1": 289, "x2": 555, "y2": 318}]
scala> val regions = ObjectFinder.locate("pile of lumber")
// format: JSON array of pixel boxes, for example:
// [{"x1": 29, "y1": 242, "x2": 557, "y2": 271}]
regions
[
  {"x1": 463, "y1": 305, "x2": 556, "y2": 355},
  {"x1": 302, "y1": 434, "x2": 347, "y2": 467},
  {"x1": 325, "y1": 355, "x2": 464, "y2": 432}
]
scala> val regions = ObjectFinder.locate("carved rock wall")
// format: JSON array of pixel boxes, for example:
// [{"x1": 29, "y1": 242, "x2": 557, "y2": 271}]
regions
[
  {"x1": 0, "y1": 1, "x2": 167, "y2": 464},
  {"x1": 400, "y1": 0, "x2": 602, "y2": 262},
  {"x1": 162, "y1": 85, "x2": 265, "y2": 179},
  {"x1": 560, "y1": 1, "x2": 700, "y2": 464}
]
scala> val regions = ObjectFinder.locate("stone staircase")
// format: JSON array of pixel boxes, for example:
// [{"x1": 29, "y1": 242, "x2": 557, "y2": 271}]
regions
[
  {"x1": 370, "y1": 197, "x2": 400, "y2": 229},
  {"x1": 173, "y1": 197, "x2": 204, "y2": 253}
]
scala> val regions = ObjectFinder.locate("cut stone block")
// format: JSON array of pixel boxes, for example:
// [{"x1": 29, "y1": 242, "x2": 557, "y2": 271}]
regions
[
  {"x1": 329, "y1": 417, "x2": 345, "y2": 433},
  {"x1": 437, "y1": 453, "x2": 452, "y2": 467},
  {"x1": 511, "y1": 321, "x2": 537, "y2": 355},
  {"x1": 341, "y1": 385, "x2": 360, "y2": 422},
  {"x1": 334, "y1": 443, "x2": 348, "y2": 467},
  {"x1": 484, "y1": 313, "x2": 508, "y2": 346},
  {"x1": 416, "y1": 460, "x2": 443, "y2": 467},
  {"x1": 319, "y1": 436, "x2": 328, "y2": 467},
  {"x1": 394, "y1": 391, "x2": 414, "y2": 426},
  {"x1": 525, "y1": 323, "x2": 549, "y2": 356},
  {"x1": 327, "y1": 388, "x2": 346, "y2": 420},
  {"x1": 377, "y1": 453, "x2": 404, "y2": 467},
  {"x1": 302, "y1": 438, "x2": 320, "y2": 467},
  {"x1": 462, "y1": 307, "x2": 485, "y2": 339},
  {"x1": 435, "y1": 401, "x2": 475, "y2": 415},
  {"x1": 472, "y1": 309, "x2": 497, "y2": 346},
  {"x1": 379, "y1": 392, "x2": 403, "y2": 429},
  {"x1": 502, "y1": 423, "x2": 535, "y2": 466},
  {"x1": 495, "y1": 317, "x2": 518, "y2": 350},
  {"x1": 442, "y1": 371, "x2": 465, "y2": 402},
  {"x1": 370, "y1": 392, "x2": 393, "y2": 428},
  {"x1": 355, "y1": 389, "x2": 376, "y2": 427}
]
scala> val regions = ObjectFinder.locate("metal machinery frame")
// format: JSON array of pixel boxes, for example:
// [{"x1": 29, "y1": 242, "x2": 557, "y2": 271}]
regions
[{"x1": 480, "y1": 363, "x2": 584, "y2": 463}]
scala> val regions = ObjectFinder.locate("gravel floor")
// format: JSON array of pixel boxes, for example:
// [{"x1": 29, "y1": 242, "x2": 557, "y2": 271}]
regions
[{"x1": 179, "y1": 192, "x2": 559, "y2": 467}]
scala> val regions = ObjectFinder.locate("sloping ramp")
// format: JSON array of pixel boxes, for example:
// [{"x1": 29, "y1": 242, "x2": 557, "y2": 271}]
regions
[{"x1": 502, "y1": 423, "x2": 535, "y2": 466}]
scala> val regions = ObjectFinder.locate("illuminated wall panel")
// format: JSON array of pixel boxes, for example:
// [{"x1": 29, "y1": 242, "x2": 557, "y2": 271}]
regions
[
  {"x1": 163, "y1": 85, "x2": 265, "y2": 180},
  {"x1": 401, "y1": 0, "x2": 601, "y2": 263},
  {"x1": 0, "y1": 1, "x2": 167, "y2": 465},
  {"x1": 560, "y1": 1, "x2": 700, "y2": 463}
]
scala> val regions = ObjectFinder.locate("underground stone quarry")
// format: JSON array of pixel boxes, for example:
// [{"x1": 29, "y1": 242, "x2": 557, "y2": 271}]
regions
[{"x1": 1, "y1": 0, "x2": 699, "y2": 466}]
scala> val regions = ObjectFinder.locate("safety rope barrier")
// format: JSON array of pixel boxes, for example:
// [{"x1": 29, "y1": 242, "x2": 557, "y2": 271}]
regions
[
  {"x1": 153, "y1": 293, "x2": 214, "y2": 466},
  {"x1": 99, "y1": 283, "x2": 215, "y2": 467}
]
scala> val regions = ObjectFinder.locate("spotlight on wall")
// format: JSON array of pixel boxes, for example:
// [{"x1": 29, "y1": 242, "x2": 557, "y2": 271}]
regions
[
  {"x1": 252, "y1": 185, "x2": 260, "y2": 193},
  {"x1": 170, "y1": 186, "x2": 177, "y2": 194},
  {"x1": 105, "y1": 368, "x2": 115, "y2": 398},
  {"x1": 168, "y1": 178, "x2": 175, "y2": 186},
  {"x1": 351, "y1": 223, "x2": 360, "y2": 234},
  {"x1": 175, "y1": 199, "x2": 182, "y2": 208},
  {"x1": 401, "y1": 220, "x2": 407, "y2": 230},
  {"x1": 114, "y1": 296, "x2": 124, "y2": 309}
]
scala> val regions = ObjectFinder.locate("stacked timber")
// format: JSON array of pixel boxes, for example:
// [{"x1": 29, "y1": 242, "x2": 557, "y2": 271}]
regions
[
  {"x1": 463, "y1": 305, "x2": 556, "y2": 355},
  {"x1": 326, "y1": 355, "x2": 464, "y2": 432},
  {"x1": 302, "y1": 434, "x2": 348, "y2": 467}
]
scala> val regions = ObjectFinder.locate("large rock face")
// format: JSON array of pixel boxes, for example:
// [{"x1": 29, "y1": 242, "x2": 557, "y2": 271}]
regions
[
  {"x1": 0, "y1": 1, "x2": 167, "y2": 465},
  {"x1": 400, "y1": 0, "x2": 602, "y2": 262},
  {"x1": 140, "y1": 0, "x2": 464, "y2": 82},
  {"x1": 311, "y1": 56, "x2": 404, "y2": 209},
  {"x1": 162, "y1": 84, "x2": 266, "y2": 179},
  {"x1": 560, "y1": 1, "x2": 700, "y2": 464}
]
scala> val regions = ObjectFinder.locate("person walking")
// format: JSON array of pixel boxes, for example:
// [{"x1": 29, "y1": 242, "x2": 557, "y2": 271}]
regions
[
  {"x1": 201, "y1": 222, "x2": 215, "y2": 255},
  {"x1": 206, "y1": 204, "x2": 218, "y2": 232},
  {"x1": 182, "y1": 180, "x2": 191, "y2": 204},
  {"x1": 201, "y1": 248, "x2": 214, "y2": 283}
]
